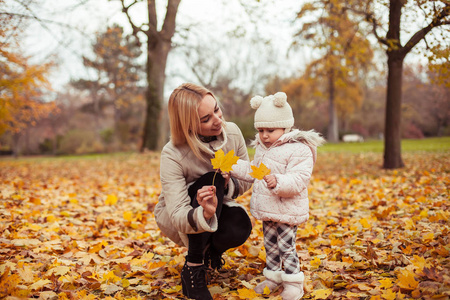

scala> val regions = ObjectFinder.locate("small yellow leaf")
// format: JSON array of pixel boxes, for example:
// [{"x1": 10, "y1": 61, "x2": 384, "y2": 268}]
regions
[
  {"x1": 422, "y1": 232, "x2": 434, "y2": 243},
  {"x1": 311, "y1": 256, "x2": 321, "y2": 268},
  {"x1": 105, "y1": 194, "x2": 118, "y2": 205},
  {"x1": 263, "y1": 285, "x2": 270, "y2": 295},
  {"x1": 237, "y1": 287, "x2": 258, "y2": 299},
  {"x1": 381, "y1": 289, "x2": 396, "y2": 300},
  {"x1": 123, "y1": 211, "x2": 133, "y2": 221},
  {"x1": 411, "y1": 255, "x2": 426, "y2": 272},
  {"x1": 46, "y1": 214, "x2": 56, "y2": 223},
  {"x1": 28, "y1": 223, "x2": 42, "y2": 231},
  {"x1": 47, "y1": 266, "x2": 71, "y2": 276},
  {"x1": 249, "y1": 162, "x2": 271, "y2": 180},
  {"x1": 103, "y1": 271, "x2": 121, "y2": 284},
  {"x1": 360, "y1": 218, "x2": 371, "y2": 229},
  {"x1": 29, "y1": 279, "x2": 52, "y2": 290},
  {"x1": 121, "y1": 278, "x2": 130, "y2": 288},
  {"x1": 162, "y1": 285, "x2": 182, "y2": 293},
  {"x1": 311, "y1": 288, "x2": 332, "y2": 299},
  {"x1": 210, "y1": 149, "x2": 239, "y2": 172},
  {"x1": 379, "y1": 278, "x2": 393, "y2": 289}
]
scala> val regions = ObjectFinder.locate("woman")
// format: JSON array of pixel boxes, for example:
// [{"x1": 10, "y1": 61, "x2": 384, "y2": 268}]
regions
[{"x1": 154, "y1": 83, "x2": 253, "y2": 300}]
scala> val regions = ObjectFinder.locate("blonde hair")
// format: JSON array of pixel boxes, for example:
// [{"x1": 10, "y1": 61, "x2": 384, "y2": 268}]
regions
[{"x1": 168, "y1": 83, "x2": 221, "y2": 160}]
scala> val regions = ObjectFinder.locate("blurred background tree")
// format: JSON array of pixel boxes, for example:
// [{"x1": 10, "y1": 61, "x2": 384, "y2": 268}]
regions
[
  {"x1": 0, "y1": 4, "x2": 58, "y2": 156},
  {"x1": 289, "y1": 0, "x2": 375, "y2": 142},
  {"x1": 344, "y1": 0, "x2": 450, "y2": 168},
  {"x1": 71, "y1": 24, "x2": 145, "y2": 150}
]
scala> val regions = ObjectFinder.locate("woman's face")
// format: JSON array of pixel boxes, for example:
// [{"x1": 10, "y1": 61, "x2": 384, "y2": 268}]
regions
[{"x1": 197, "y1": 94, "x2": 223, "y2": 136}]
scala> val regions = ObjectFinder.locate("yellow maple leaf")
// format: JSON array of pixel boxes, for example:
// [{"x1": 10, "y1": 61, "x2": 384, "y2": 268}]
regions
[
  {"x1": 359, "y1": 218, "x2": 371, "y2": 229},
  {"x1": 210, "y1": 149, "x2": 239, "y2": 172},
  {"x1": 422, "y1": 232, "x2": 434, "y2": 243},
  {"x1": 105, "y1": 194, "x2": 118, "y2": 205},
  {"x1": 103, "y1": 271, "x2": 121, "y2": 284},
  {"x1": 411, "y1": 255, "x2": 426, "y2": 272},
  {"x1": 310, "y1": 256, "x2": 321, "y2": 268},
  {"x1": 381, "y1": 289, "x2": 396, "y2": 300},
  {"x1": 263, "y1": 285, "x2": 270, "y2": 295},
  {"x1": 312, "y1": 288, "x2": 332, "y2": 299},
  {"x1": 123, "y1": 211, "x2": 133, "y2": 222},
  {"x1": 249, "y1": 162, "x2": 271, "y2": 180},
  {"x1": 396, "y1": 269, "x2": 419, "y2": 290},
  {"x1": 379, "y1": 278, "x2": 393, "y2": 289},
  {"x1": 237, "y1": 287, "x2": 258, "y2": 299}
]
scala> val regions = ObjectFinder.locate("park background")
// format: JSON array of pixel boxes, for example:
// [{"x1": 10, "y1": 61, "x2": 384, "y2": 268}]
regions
[{"x1": 0, "y1": 0, "x2": 449, "y2": 299}]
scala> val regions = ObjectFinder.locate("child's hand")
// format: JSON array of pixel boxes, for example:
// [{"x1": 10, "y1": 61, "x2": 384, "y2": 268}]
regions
[
  {"x1": 221, "y1": 171, "x2": 231, "y2": 188},
  {"x1": 264, "y1": 174, "x2": 277, "y2": 189}
]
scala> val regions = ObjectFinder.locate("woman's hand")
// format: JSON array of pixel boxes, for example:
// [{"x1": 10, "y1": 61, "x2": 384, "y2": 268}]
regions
[
  {"x1": 197, "y1": 185, "x2": 217, "y2": 220},
  {"x1": 264, "y1": 174, "x2": 277, "y2": 189}
]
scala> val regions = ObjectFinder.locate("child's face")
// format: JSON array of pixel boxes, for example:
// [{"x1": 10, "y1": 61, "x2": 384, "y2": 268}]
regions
[{"x1": 258, "y1": 128, "x2": 285, "y2": 148}]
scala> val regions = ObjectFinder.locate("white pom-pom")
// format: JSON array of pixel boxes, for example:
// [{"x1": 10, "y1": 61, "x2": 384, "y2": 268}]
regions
[
  {"x1": 250, "y1": 96, "x2": 263, "y2": 109},
  {"x1": 273, "y1": 92, "x2": 287, "y2": 107}
]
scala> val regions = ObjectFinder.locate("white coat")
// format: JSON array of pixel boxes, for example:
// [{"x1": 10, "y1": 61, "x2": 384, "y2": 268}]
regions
[{"x1": 231, "y1": 129, "x2": 325, "y2": 225}]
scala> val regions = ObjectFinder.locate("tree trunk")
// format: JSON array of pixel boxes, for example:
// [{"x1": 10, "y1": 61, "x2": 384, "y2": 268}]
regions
[
  {"x1": 383, "y1": 0, "x2": 405, "y2": 169},
  {"x1": 141, "y1": 39, "x2": 168, "y2": 151},
  {"x1": 383, "y1": 51, "x2": 405, "y2": 169},
  {"x1": 139, "y1": 0, "x2": 180, "y2": 151},
  {"x1": 327, "y1": 71, "x2": 339, "y2": 143}
]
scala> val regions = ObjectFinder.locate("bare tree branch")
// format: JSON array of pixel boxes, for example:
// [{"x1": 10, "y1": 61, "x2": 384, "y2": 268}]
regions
[
  {"x1": 161, "y1": 0, "x2": 181, "y2": 40},
  {"x1": 403, "y1": 3, "x2": 450, "y2": 54},
  {"x1": 119, "y1": 0, "x2": 144, "y2": 36}
]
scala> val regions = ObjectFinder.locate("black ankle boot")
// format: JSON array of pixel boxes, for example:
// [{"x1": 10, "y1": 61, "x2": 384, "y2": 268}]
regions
[
  {"x1": 205, "y1": 247, "x2": 225, "y2": 270},
  {"x1": 181, "y1": 263, "x2": 212, "y2": 300}
]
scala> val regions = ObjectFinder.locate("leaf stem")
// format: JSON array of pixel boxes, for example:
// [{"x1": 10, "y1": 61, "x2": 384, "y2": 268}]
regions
[{"x1": 212, "y1": 169, "x2": 219, "y2": 186}]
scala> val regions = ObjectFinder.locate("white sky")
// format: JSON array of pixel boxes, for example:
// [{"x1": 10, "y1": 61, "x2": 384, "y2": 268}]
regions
[
  {"x1": 4, "y1": 0, "x2": 447, "y2": 98},
  {"x1": 11, "y1": 0, "x2": 303, "y2": 96}
]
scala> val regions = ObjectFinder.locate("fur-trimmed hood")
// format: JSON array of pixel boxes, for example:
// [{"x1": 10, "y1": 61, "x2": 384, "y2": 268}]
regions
[{"x1": 251, "y1": 129, "x2": 326, "y2": 162}]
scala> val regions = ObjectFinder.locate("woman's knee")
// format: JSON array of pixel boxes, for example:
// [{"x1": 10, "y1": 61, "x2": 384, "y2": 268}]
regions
[{"x1": 213, "y1": 206, "x2": 252, "y2": 250}]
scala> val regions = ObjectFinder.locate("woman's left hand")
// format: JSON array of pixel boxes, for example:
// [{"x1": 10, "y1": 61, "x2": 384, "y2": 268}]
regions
[{"x1": 197, "y1": 185, "x2": 217, "y2": 220}]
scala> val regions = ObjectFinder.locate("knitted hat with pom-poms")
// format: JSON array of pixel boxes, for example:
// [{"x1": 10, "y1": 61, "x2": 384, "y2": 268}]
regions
[{"x1": 250, "y1": 92, "x2": 294, "y2": 129}]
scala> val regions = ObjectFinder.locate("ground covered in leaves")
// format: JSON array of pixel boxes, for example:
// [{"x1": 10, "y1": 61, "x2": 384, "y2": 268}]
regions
[{"x1": 0, "y1": 151, "x2": 449, "y2": 299}]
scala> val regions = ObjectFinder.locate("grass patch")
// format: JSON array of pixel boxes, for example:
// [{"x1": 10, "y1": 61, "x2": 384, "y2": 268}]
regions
[
  {"x1": 246, "y1": 136, "x2": 449, "y2": 157},
  {"x1": 320, "y1": 137, "x2": 450, "y2": 153},
  {"x1": 0, "y1": 151, "x2": 136, "y2": 163}
]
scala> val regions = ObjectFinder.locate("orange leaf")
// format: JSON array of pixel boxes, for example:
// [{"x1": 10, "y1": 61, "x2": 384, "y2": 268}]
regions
[
  {"x1": 396, "y1": 269, "x2": 419, "y2": 290},
  {"x1": 237, "y1": 288, "x2": 258, "y2": 299}
]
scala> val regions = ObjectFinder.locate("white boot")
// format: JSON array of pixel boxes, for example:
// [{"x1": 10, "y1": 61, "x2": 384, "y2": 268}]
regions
[
  {"x1": 281, "y1": 272, "x2": 304, "y2": 300},
  {"x1": 254, "y1": 268, "x2": 283, "y2": 294}
]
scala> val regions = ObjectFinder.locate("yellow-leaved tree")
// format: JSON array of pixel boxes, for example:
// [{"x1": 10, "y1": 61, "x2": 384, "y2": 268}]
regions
[
  {"x1": 291, "y1": 0, "x2": 374, "y2": 143},
  {"x1": 0, "y1": 12, "x2": 57, "y2": 154}
]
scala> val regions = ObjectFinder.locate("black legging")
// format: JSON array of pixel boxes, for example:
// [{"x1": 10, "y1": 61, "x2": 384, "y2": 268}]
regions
[{"x1": 186, "y1": 172, "x2": 252, "y2": 264}]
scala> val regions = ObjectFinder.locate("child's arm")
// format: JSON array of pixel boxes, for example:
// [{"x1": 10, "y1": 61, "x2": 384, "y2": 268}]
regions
[
  {"x1": 230, "y1": 159, "x2": 255, "y2": 183},
  {"x1": 271, "y1": 146, "x2": 314, "y2": 197}
]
